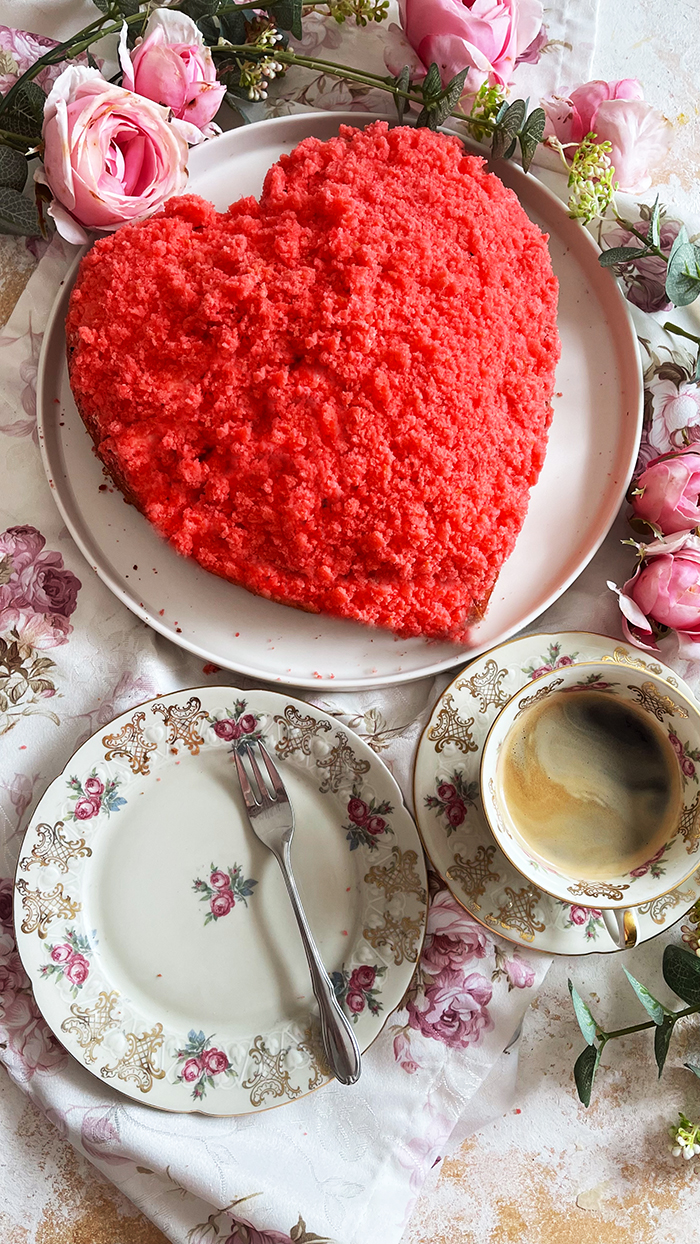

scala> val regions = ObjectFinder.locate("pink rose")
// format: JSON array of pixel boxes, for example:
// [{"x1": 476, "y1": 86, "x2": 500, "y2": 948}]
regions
[
  {"x1": 80, "y1": 1110, "x2": 131, "y2": 1165},
  {"x1": 0, "y1": 933, "x2": 26, "y2": 995},
  {"x1": 633, "y1": 451, "x2": 700, "y2": 536},
  {"x1": 65, "y1": 953, "x2": 90, "y2": 986},
  {"x1": 446, "y1": 801, "x2": 466, "y2": 827},
  {"x1": 0, "y1": 525, "x2": 45, "y2": 573},
  {"x1": 0, "y1": 27, "x2": 92, "y2": 98},
  {"x1": 210, "y1": 870, "x2": 230, "y2": 890},
  {"x1": 426, "y1": 890, "x2": 492, "y2": 958},
  {"x1": 42, "y1": 65, "x2": 190, "y2": 244},
  {"x1": 422, "y1": 932, "x2": 470, "y2": 974},
  {"x1": 349, "y1": 964, "x2": 376, "y2": 991},
  {"x1": 683, "y1": 757, "x2": 696, "y2": 778},
  {"x1": 393, "y1": 1029, "x2": 420, "y2": 1074},
  {"x1": 83, "y1": 776, "x2": 104, "y2": 797},
  {"x1": 238, "y1": 714, "x2": 257, "y2": 734},
  {"x1": 543, "y1": 78, "x2": 671, "y2": 192},
  {"x1": 223, "y1": 1220, "x2": 294, "y2": 1244},
  {"x1": 436, "y1": 782, "x2": 456, "y2": 801},
  {"x1": 50, "y1": 943, "x2": 73, "y2": 964},
  {"x1": 366, "y1": 815, "x2": 386, "y2": 835},
  {"x1": 408, "y1": 969, "x2": 493, "y2": 1049},
  {"x1": 0, "y1": 606, "x2": 71, "y2": 649},
  {"x1": 610, "y1": 532, "x2": 700, "y2": 658},
  {"x1": 568, "y1": 905, "x2": 588, "y2": 925},
  {"x1": 2, "y1": 992, "x2": 66, "y2": 1082},
  {"x1": 181, "y1": 1057, "x2": 204, "y2": 1083},
  {"x1": 210, "y1": 890, "x2": 235, "y2": 917},
  {"x1": 201, "y1": 1047, "x2": 229, "y2": 1075},
  {"x1": 74, "y1": 796, "x2": 99, "y2": 821},
  {"x1": 15, "y1": 551, "x2": 81, "y2": 618},
  {"x1": 347, "y1": 797, "x2": 369, "y2": 825},
  {"x1": 504, "y1": 957, "x2": 535, "y2": 989},
  {"x1": 0, "y1": 877, "x2": 14, "y2": 928},
  {"x1": 529, "y1": 665, "x2": 552, "y2": 678},
  {"x1": 120, "y1": 10, "x2": 225, "y2": 137},
  {"x1": 556, "y1": 655, "x2": 574, "y2": 667},
  {"x1": 384, "y1": 0, "x2": 544, "y2": 91},
  {"x1": 214, "y1": 718, "x2": 240, "y2": 741},
  {"x1": 346, "y1": 990, "x2": 365, "y2": 1014},
  {"x1": 669, "y1": 733, "x2": 683, "y2": 756}
]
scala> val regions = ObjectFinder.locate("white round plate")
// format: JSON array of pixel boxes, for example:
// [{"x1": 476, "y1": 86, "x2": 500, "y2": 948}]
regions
[
  {"x1": 414, "y1": 632, "x2": 700, "y2": 955},
  {"x1": 14, "y1": 687, "x2": 427, "y2": 1113},
  {"x1": 37, "y1": 113, "x2": 642, "y2": 690}
]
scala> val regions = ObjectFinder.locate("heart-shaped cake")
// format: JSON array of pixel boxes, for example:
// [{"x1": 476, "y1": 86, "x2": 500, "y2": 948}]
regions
[{"x1": 67, "y1": 122, "x2": 559, "y2": 641}]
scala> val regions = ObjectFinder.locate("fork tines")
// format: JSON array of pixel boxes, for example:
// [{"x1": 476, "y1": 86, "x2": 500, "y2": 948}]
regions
[{"x1": 234, "y1": 741, "x2": 287, "y2": 810}]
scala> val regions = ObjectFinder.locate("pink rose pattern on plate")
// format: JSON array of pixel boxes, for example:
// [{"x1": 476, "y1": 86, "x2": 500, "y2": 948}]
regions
[
  {"x1": 564, "y1": 904, "x2": 604, "y2": 941},
  {"x1": 342, "y1": 784, "x2": 394, "y2": 852},
  {"x1": 192, "y1": 863, "x2": 258, "y2": 925},
  {"x1": 522, "y1": 641, "x2": 579, "y2": 680},
  {"x1": 331, "y1": 962, "x2": 387, "y2": 1022},
  {"x1": 424, "y1": 770, "x2": 478, "y2": 836},
  {"x1": 0, "y1": 876, "x2": 66, "y2": 1085},
  {"x1": 39, "y1": 926, "x2": 93, "y2": 998},
  {"x1": 668, "y1": 730, "x2": 700, "y2": 786},
  {"x1": 209, "y1": 699, "x2": 265, "y2": 752},
  {"x1": 174, "y1": 1028, "x2": 236, "y2": 1101},
  {"x1": 64, "y1": 768, "x2": 125, "y2": 820}
]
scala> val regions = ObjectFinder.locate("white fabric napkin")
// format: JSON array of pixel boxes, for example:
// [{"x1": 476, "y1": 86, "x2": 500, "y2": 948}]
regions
[{"x1": 0, "y1": 4, "x2": 608, "y2": 1241}]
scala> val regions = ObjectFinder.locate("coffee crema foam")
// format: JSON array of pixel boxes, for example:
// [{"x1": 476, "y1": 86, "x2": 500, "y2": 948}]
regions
[{"x1": 496, "y1": 689, "x2": 682, "y2": 880}]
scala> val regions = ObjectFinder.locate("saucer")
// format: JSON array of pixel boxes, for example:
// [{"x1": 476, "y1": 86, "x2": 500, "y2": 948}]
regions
[
  {"x1": 14, "y1": 688, "x2": 427, "y2": 1113},
  {"x1": 413, "y1": 632, "x2": 700, "y2": 955}
]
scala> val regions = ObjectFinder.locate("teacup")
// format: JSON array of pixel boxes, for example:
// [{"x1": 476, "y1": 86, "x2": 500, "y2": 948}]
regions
[{"x1": 480, "y1": 660, "x2": 700, "y2": 949}]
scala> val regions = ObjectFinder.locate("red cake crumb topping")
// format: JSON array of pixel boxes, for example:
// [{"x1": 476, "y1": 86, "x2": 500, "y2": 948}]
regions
[{"x1": 66, "y1": 122, "x2": 560, "y2": 640}]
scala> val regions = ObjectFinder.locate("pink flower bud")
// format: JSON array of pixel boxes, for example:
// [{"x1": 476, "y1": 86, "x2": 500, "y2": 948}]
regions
[
  {"x1": 121, "y1": 11, "x2": 225, "y2": 135},
  {"x1": 610, "y1": 532, "x2": 700, "y2": 658},
  {"x1": 633, "y1": 451, "x2": 700, "y2": 536}
]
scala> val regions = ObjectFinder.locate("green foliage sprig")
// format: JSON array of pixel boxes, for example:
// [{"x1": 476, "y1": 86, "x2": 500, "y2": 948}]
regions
[{"x1": 569, "y1": 944, "x2": 700, "y2": 1107}]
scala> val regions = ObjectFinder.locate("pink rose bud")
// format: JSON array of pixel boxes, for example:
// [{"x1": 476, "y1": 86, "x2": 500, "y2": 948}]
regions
[
  {"x1": 633, "y1": 451, "x2": 700, "y2": 536},
  {"x1": 83, "y1": 776, "x2": 104, "y2": 797},
  {"x1": 610, "y1": 532, "x2": 700, "y2": 658},
  {"x1": 42, "y1": 65, "x2": 190, "y2": 243},
  {"x1": 181, "y1": 1057, "x2": 203, "y2": 1083},
  {"x1": 543, "y1": 78, "x2": 671, "y2": 192},
  {"x1": 120, "y1": 10, "x2": 225, "y2": 135}
]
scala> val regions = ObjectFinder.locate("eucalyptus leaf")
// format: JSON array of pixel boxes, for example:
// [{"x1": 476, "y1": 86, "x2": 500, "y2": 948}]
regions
[
  {"x1": 574, "y1": 1043, "x2": 600, "y2": 1108},
  {"x1": 393, "y1": 65, "x2": 410, "y2": 124},
  {"x1": 666, "y1": 230, "x2": 700, "y2": 307},
  {"x1": 422, "y1": 61, "x2": 442, "y2": 103},
  {"x1": 428, "y1": 68, "x2": 469, "y2": 129},
  {"x1": 695, "y1": 348, "x2": 700, "y2": 384},
  {"x1": 91, "y1": 0, "x2": 110, "y2": 11},
  {"x1": 519, "y1": 107, "x2": 545, "y2": 172},
  {"x1": 224, "y1": 92, "x2": 254, "y2": 123},
  {"x1": 655, "y1": 1013, "x2": 676, "y2": 1076},
  {"x1": 568, "y1": 979, "x2": 599, "y2": 1044},
  {"x1": 491, "y1": 98, "x2": 526, "y2": 161},
  {"x1": 0, "y1": 147, "x2": 28, "y2": 193},
  {"x1": 179, "y1": 0, "x2": 221, "y2": 18},
  {"x1": 218, "y1": 10, "x2": 248, "y2": 43},
  {"x1": 598, "y1": 245, "x2": 650, "y2": 267},
  {"x1": 0, "y1": 186, "x2": 40, "y2": 236},
  {"x1": 663, "y1": 943, "x2": 700, "y2": 1006},
  {"x1": 623, "y1": 967, "x2": 667, "y2": 1024},
  {"x1": 0, "y1": 80, "x2": 46, "y2": 140},
  {"x1": 685, "y1": 1062, "x2": 700, "y2": 1079},
  {"x1": 269, "y1": 0, "x2": 302, "y2": 39},
  {"x1": 650, "y1": 196, "x2": 661, "y2": 248},
  {"x1": 114, "y1": 0, "x2": 142, "y2": 15},
  {"x1": 415, "y1": 106, "x2": 436, "y2": 131}
]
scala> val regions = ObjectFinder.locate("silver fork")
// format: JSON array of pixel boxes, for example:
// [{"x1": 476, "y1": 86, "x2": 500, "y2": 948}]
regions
[{"x1": 234, "y1": 741, "x2": 361, "y2": 1086}]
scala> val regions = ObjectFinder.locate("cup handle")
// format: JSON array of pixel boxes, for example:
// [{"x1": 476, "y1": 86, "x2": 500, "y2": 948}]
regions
[{"x1": 602, "y1": 907, "x2": 638, "y2": 950}]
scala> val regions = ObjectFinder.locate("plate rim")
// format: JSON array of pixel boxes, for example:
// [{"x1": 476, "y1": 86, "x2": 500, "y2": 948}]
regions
[
  {"x1": 412, "y1": 629, "x2": 700, "y2": 957},
  {"x1": 37, "y1": 111, "x2": 644, "y2": 691},
  {"x1": 14, "y1": 681, "x2": 428, "y2": 1114}
]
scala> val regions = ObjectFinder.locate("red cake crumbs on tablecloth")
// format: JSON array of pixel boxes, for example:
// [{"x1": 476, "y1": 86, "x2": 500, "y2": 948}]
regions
[{"x1": 66, "y1": 122, "x2": 560, "y2": 641}]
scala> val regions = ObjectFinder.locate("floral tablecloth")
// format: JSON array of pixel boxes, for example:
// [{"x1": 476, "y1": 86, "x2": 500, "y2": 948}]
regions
[{"x1": 2, "y1": 1, "x2": 700, "y2": 1241}]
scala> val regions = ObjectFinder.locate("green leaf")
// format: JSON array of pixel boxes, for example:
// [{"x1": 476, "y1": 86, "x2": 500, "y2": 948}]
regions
[
  {"x1": 518, "y1": 106, "x2": 545, "y2": 172},
  {"x1": 623, "y1": 967, "x2": 668, "y2": 1024},
  {"x1": 269, "y1": 0, "x2": 302, "y2": 39},
  {"x1": 685, "y1": 1062, "x2": 700, "y2": 1079},
  {"x1": 91, "y1": 0, "x2": 110, "y2": 11},
  {"x1": 598, "y1": 245, "x2": 650, "y2": 267},
  {"x1": 422, "y1": 61, "x2": 442, "y2": 103},
  {"x1": 650, "y1": 195, "x2": 661, "y2": 248},
  {"x1": 178, "y1": 0, "x2": 221, "y2": 18},
  {"x1": 663, "y1": 943, "x2": 700, "y2": 1005},
  {"x1": 491, "y1": 97, "x2": 526, "y2": 160},
  {"x1": 0, "y1": 80, "x2": 46, "y2": 141},
  {"x1": 393, "y1": 65, "x2": 411, "y2": 124},
  {"x1": 430, "y1": 67, "x2": 469, "y2": 128},
  {"x1": 218, "y1": 9, "x2": 248, "y2": 43},
  {"x1": 573, "y1": 1043, "x2": 600, "y2": 1107},
  {"x1": 0, "y1": 147, "x2": 28, "y2": 193},
  {"x1": 0, "y1": 186, "x2": 39, "y2": 236},
  {"x1": 568, "y1": 979, "x2": 599, "y2": 1044},
  {"x1": 655, "y1": 1014, "x2": 676, "y2": 1076},
  {"x1": 666, "y1": 228, "x2": 700, "y2": 307}
]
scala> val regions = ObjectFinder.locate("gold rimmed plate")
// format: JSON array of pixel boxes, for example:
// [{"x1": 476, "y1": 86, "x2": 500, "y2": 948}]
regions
[{"x1": 14, "y1": 687, "x2": 427, "y2": 1113}]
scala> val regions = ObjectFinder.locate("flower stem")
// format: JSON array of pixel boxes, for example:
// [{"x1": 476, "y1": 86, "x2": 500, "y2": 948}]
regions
[
  {"x1": 0, "y1": 129, "x2": 34, "y2": 152},
  {"x1": 613, "y1": 211, "x2": 667, "y2": 261},
  {"x1": 663, "y1": 322, "x2": 700, "y2": 347},
  {"x1": 601, "y1": 1002, "x2": 699, "y2": 1042}
]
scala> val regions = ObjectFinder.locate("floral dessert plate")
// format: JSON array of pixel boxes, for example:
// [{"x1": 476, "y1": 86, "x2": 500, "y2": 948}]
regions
[
  {"x1": 414, "y1": 632, "x2": 700, "y2": 955},
  {"x1": 37, "y1": 111, "x2": 642, "y2": 690},
  {"x1": 14, "y1": 688, "x2": 427, "y2": 1113}
]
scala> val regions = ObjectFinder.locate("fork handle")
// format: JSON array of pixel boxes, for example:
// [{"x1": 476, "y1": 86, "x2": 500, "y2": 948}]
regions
[{"x1": 277, "y1": 842, "x2": 361, "y2": 1086}]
